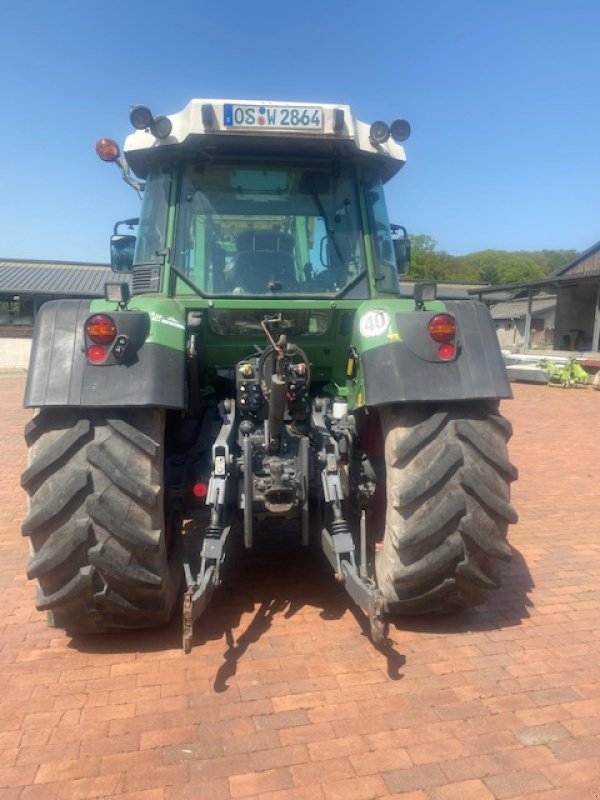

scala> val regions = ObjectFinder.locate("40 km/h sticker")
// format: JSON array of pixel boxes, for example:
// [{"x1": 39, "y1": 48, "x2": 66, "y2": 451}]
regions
[{"x1": 359, "y1": 309, "x2": 391, "y2": 338}]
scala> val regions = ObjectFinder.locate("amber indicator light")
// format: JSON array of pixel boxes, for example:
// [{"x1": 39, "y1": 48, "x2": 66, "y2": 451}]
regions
[
  {"x1": 95, "y1": 138, "x2": 120, "y2": 162},
  {"x1": 86, "y1": 314, "x2": 117, "y2": 345},
  {"x1": 428, "y1": 313, "x2": 456, "y2": 343}
]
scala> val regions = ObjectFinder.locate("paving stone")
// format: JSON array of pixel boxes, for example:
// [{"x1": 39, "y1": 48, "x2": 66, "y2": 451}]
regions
[
  {"x1": 514, "y1": 723, "x2": 572, "y2": 747},
  {"x1": 1, "y1": 376, "x2": 600, "y2": 800},
  {"x1": 483, "y1": 769, "x2": 553, "y2": 798}
]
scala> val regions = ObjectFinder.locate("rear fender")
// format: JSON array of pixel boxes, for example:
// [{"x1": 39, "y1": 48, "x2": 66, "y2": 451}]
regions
[
  {"x1": 347, "y1": 299, "x2": 511, "y2": 409},
  {"x1": 24, "y1": 299, "x2": 185, "y2": 408}
]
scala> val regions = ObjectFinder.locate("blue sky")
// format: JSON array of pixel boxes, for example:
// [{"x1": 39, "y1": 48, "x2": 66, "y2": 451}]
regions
[{"x1": 1, "y1": 0, "x2": 599, "y2": 263}]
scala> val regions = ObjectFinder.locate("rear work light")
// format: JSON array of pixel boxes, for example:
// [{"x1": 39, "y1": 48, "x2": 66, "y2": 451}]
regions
[
  {"x1": 427, "y1": 313, "x2": 456, "y2": 343},
  {"x1": 86, "y1": 314, "x2": 117, "y2": 345}
]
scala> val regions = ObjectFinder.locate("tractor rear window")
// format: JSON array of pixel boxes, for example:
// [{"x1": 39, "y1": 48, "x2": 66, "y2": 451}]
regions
[
  {"x1": 133, "y1": 169, "x2": 171, "y2": 266},
  {"x1": 363, "y1": 173, "x2": 401, "y2": 295},
  {"x1": 173, "y1": 160, "x2": 368, "y2": 298}
]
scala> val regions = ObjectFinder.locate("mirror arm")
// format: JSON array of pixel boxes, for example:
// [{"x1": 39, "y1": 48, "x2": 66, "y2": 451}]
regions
[
  {"x1": 114, "y1": 156, "x2": 145, "y2": 194},
  {"x1": 114, "y1": 218, "x2": 140, "y2": 235}
]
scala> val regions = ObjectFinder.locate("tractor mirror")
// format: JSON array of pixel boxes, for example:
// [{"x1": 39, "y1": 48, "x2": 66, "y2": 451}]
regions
[
  {"x1": 393, "y1": 232, "x2": 411, "y2": 276},
  {"x1": 110, "y1": 234, "x2": 136, "y2": 272},
  {"x1": 319, "y1": 235, "x2": 330, "y2": 268}
]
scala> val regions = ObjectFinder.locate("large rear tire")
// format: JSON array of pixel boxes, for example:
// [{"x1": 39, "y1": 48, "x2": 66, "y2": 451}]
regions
[
  {"x1": 21, "y1": 408, "x2": 180, "y2": 633},
  {"x1": 375, "y1": 401, "x2": 517, "y2": 614}
]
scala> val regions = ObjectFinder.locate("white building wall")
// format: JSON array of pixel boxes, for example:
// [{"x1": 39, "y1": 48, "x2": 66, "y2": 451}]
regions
[{"x1": 0, "y1": 338, "x2": 31, "y2": 369}]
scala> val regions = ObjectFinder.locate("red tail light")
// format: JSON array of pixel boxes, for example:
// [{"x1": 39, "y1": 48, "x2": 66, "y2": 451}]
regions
[
  {"x1": 87, "y1": 345, "x2": 108, "y2": 363},
  {"x1": 438, "y1": 343, "x2": 456, "y2": 360},
  {"x1": 428, "y1": 313, "x2": 456, "y2": 343},
  {"x1": 86, "y1": 314, "x2": 117, "y2": 345}
]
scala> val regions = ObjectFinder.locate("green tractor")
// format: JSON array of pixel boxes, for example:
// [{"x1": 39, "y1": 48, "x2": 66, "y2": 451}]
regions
[{"x1": 22, "y1": 100, "x2": 517, "y2": 651}]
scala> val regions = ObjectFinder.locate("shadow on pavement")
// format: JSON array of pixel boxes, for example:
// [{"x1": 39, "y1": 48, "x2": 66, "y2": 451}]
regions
[
  {"x1": 67, "y1": 535, "x2": 531, "y2": 689},
  {"x1": 67, "y1": 525, "x2": 352, "y2": 658}
]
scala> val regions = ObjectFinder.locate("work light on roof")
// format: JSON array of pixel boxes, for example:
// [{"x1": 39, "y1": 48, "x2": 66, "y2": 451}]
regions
[
  {"x1": 130, "y1": 105, "x2": 154, "y2": 130},
  {"x1": 151, "y1": 115, "x2": 173, "y2": 139},
  {"x1": 129, "y1": 105, "x2": 172, "y2": 139},
  {"x1": 369, "y1": 120, "x2": 390, "y2": 145},
  {"x1": 390, "y1": 118, "x2": 411, "y2": 142}
]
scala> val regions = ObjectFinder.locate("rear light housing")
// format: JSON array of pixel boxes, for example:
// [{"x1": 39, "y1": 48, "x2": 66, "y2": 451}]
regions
[
  {"x1": 83, "y1": 310, "x2": 148, "y2": 366},
  {"x1": 85, "y1": 314, "x2": 120, "y2": 365},
  {"x1": 427, "y1": 313, "x2": 458, "y2": 361}
]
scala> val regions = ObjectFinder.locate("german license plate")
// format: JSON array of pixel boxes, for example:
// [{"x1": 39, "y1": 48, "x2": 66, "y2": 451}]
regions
[{"x1": 223, "y1": 104, "x2": 323, "y2": 131}]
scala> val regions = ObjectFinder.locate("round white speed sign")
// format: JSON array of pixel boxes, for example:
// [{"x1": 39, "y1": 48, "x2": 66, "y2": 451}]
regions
[{"x1": 359, "y1": 310, "x2": 391, "y2": 338}]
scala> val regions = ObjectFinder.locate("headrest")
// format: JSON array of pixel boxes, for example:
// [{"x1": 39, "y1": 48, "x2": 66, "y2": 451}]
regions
[{"x1": 235, "y1": 231, "x2": 295, "y2": 253}]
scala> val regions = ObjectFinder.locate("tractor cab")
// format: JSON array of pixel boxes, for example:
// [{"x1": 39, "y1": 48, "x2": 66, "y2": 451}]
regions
[{"x1": 99, "y1": 100, "x2": 412, "y2": 300}]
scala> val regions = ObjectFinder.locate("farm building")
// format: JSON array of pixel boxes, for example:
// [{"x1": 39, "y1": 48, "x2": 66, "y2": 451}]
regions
[
  {"x1": 491, "y1": 294, "x2": 556, "y2": 350},
  {"x1": 0, "y1": 258, "x2": 111, "y2": 327},
  {"x1": 472, "y1": 241, "x2": 600, "y2": 354},
  {"x1": 0, "y1": 258, "x2": 111, "y2": 368}
]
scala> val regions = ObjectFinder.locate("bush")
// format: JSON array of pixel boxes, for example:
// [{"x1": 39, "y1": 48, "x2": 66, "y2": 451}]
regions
[{"x1": 538, "y1": 357, "x2": 590, "y2": 387}]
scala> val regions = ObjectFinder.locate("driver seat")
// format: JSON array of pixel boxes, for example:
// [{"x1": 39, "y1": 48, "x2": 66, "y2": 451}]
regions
[{"x1": 232, "y1": 231, "x2": 297, "y2": 292}]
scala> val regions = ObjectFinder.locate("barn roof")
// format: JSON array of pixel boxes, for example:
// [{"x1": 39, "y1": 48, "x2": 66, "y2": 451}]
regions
[
  {"x1": 0, "y1": 259, "x2": 111, "y2": 297},
  {"x1": 490, "y1": 295, "x2": 556, "y2": 320},
  {"x1": 550, "y1": 241, "x2": 600, "y2": 279}
]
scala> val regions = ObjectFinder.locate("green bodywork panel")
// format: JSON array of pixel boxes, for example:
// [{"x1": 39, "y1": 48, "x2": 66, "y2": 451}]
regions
[
  {"x1": 345, "y1": 297, "x2": 447, "y2": 410},
  {"x1": 93, "y1": 290, "x2": 447, "y2": 409}
]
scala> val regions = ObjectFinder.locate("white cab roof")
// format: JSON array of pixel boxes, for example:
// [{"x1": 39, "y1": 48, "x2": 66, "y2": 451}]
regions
[{"x1": 123, "y1": 99, "x2": 407, "y2": 181}]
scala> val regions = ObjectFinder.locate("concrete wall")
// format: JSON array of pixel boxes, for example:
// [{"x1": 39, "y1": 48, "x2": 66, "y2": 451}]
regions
[
  {"x1": 0, "y1": 338, "x2": 31, "y2": 370},
  {"x1": 495, "y1": 308, "x2": 555, "y2": 350},
  {"x1": 555, "y1": 284, "x2": 598, "y2": 350}
]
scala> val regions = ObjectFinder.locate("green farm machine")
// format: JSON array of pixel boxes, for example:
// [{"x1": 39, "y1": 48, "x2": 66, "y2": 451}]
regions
[{"x1": 22, "y1": 100, "x2": 517, "y2": 651}]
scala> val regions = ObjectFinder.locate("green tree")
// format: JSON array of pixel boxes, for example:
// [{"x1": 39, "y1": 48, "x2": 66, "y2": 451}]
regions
[
  {"x1": 405, "y1": 237, "x2": 579, "y2": 285},
  {"x1": 522, "y1": 249, "x2": 579, "y2": 275},
  {"x1": 497, "y1": 259, "x2": 545, "y2": 284},
  {"x1": 407, "y1": 234, "x2": 438, "y2": 279},
  {"x1": 446, "y1": 259, "x2": 481, "y2": 283},
  {"x1": 429, "y1": 251, "x2": 457, "y2": 281},
  {"x1": 462, "y1": 250, "x2": 545, "y2": 285}
]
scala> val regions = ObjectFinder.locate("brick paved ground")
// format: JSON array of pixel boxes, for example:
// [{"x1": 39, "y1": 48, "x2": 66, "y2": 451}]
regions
[{"x1": 0, "y1": 375, "x2": 599, "y2": 800}]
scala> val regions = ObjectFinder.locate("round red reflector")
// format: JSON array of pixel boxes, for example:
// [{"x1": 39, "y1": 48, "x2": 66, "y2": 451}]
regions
[
  {"x1": 192, "y1": 482, "x2": 208, "y2": 499},
  {"x1": 86, "y1": 314, "x2": 117, "y2": 345},
  {"x1": 438, "y1": 343, "x2": 456, "y2": 360},
  {"x1": 87, "y1": 345, "x2": 108, "y2": 363},
  {"x1": 428, "y1": 313, "x2": 456, "y2": 342}
]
